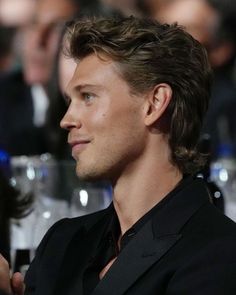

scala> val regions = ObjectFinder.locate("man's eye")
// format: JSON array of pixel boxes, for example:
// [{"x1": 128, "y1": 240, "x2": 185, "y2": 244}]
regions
[{"x1": 82, "y1": 93, "x2": 94, "y2": 101}]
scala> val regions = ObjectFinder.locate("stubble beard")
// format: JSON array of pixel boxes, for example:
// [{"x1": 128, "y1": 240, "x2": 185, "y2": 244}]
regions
[
  {"x1": 75, "y1": 157, "x2": 109, "y2": 182},
  {"x1": 74, "y1": 152, "x2": 123, "y2": 183},
  {"x1": 74, "y1": 130, "x2": 145, "y2": 183}
]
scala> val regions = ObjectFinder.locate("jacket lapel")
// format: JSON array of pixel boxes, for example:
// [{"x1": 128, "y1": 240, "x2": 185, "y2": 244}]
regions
[{"x1": 92, "y1": 220, "x2": 181, "y2": 295}]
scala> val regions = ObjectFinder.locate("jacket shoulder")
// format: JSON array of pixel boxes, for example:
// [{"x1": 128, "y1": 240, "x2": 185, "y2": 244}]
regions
[
  {"x1": 24, "y1": 207, "x2": 111, "y2": 294},
  {"x1": 35, "y1": 206, "x2": 110, "y2": 251}
]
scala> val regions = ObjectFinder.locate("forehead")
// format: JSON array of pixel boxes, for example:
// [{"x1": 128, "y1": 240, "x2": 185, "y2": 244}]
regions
[{"x1": 67, "y1": 54, "x2": 127, "y2": 93}]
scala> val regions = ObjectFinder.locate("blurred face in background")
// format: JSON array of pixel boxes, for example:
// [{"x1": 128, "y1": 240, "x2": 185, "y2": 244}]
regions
[
  {"x1": 21, "y1": 0, "x2": 77, "y2": 86},
  {"x1": 0, "y1": 0, "x2": 36, "y2": 26},
  {"x1": 156, "y1": 0, "x2": 232, "y2": 68},
  {"x1": 156, "y1": 0, "x2": 219, "y2": 47}
]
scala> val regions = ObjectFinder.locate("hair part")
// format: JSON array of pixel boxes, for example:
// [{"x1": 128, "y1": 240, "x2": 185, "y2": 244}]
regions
[{"x1": 65, "y1": 16, "x2": 212, "y2": 175}]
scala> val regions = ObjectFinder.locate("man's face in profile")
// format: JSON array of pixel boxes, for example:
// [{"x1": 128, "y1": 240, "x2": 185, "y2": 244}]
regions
[{"x1": 61, "y1": 54, "x2": 147, "y2": 182}]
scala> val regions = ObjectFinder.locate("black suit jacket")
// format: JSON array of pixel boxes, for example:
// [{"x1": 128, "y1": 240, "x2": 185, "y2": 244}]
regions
[{"x1": 24, "y1": 178, "x2": 236, "y2": 294}]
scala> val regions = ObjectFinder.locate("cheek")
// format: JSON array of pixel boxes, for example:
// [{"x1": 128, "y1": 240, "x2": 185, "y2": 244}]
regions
[
  {"x1": 87, "y1": 102, "x2": 111, "y2": 128},
  {"x1": 86, "y1": 98, "x2": 144, "y2": 138},
  {"x1": 101, "y1": 109, "x2": 143, "y2": 142}
]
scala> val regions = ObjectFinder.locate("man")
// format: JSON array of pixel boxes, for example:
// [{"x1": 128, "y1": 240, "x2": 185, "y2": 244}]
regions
[{"x1": 1, "y1": 16, "x2": 236, "y2": 295}]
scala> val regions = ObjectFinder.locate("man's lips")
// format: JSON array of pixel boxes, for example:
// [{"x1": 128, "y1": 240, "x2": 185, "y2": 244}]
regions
[{"x1": 68, "y1": 140, "x2": 91, "y2": 155}]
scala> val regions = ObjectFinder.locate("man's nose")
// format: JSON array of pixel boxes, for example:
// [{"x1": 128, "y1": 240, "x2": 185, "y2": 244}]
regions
[{"x1": 60, "y1": 107, "x2": 82, "y2": 131}]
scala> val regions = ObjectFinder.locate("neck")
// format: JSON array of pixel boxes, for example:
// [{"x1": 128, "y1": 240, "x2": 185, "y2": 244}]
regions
[{"x1": 112, "y1": 146, "x2": 183, "y2": 235}]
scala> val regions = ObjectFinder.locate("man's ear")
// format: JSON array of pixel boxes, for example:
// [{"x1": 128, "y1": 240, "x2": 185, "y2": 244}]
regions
[{"x1": 144, "y1": 83, "x2": 172, "y2": 126}]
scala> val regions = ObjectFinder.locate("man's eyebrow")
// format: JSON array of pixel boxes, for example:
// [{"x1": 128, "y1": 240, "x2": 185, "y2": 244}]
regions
[{"x1": 74, "y1": 84, "x2": 104, "y2": 92}]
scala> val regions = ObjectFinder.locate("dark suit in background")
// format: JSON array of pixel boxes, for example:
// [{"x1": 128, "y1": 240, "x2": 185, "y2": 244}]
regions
[
  {"x1": 0, "y1": 70, "x2": 48, "y2": 155},
  {"x1": 0, "y1": 69, "x2": 69, "y2": 158},
  {"x1": 24, "y1": 177, "x2": 236, "y2": 295},
  {"x1": 203, "y1": 70, "x2": 236, "y2": 159}
]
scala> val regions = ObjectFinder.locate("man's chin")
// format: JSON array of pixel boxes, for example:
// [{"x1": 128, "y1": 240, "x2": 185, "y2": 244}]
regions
[
  {"x1": 76, "y1": 168, "x2": 113, "y2": 183},
  {"x1": 76, "y1": 168, "x2": 103, "y2": 182}
]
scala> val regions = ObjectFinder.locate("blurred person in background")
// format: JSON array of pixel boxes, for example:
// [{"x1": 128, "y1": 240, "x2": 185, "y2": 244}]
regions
[
  {"x1": 0, "y1": 0, "x2": 37, "y2": 73},
  {"x1": 156, "y1": 0, "x2": 236, "y2": 159},
  {"x1": 21, "y1": 0, "x2": 78, "y2": 87},
  {"x1": 0, "y1": 0, "x2": 81, "y2": 158}
]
